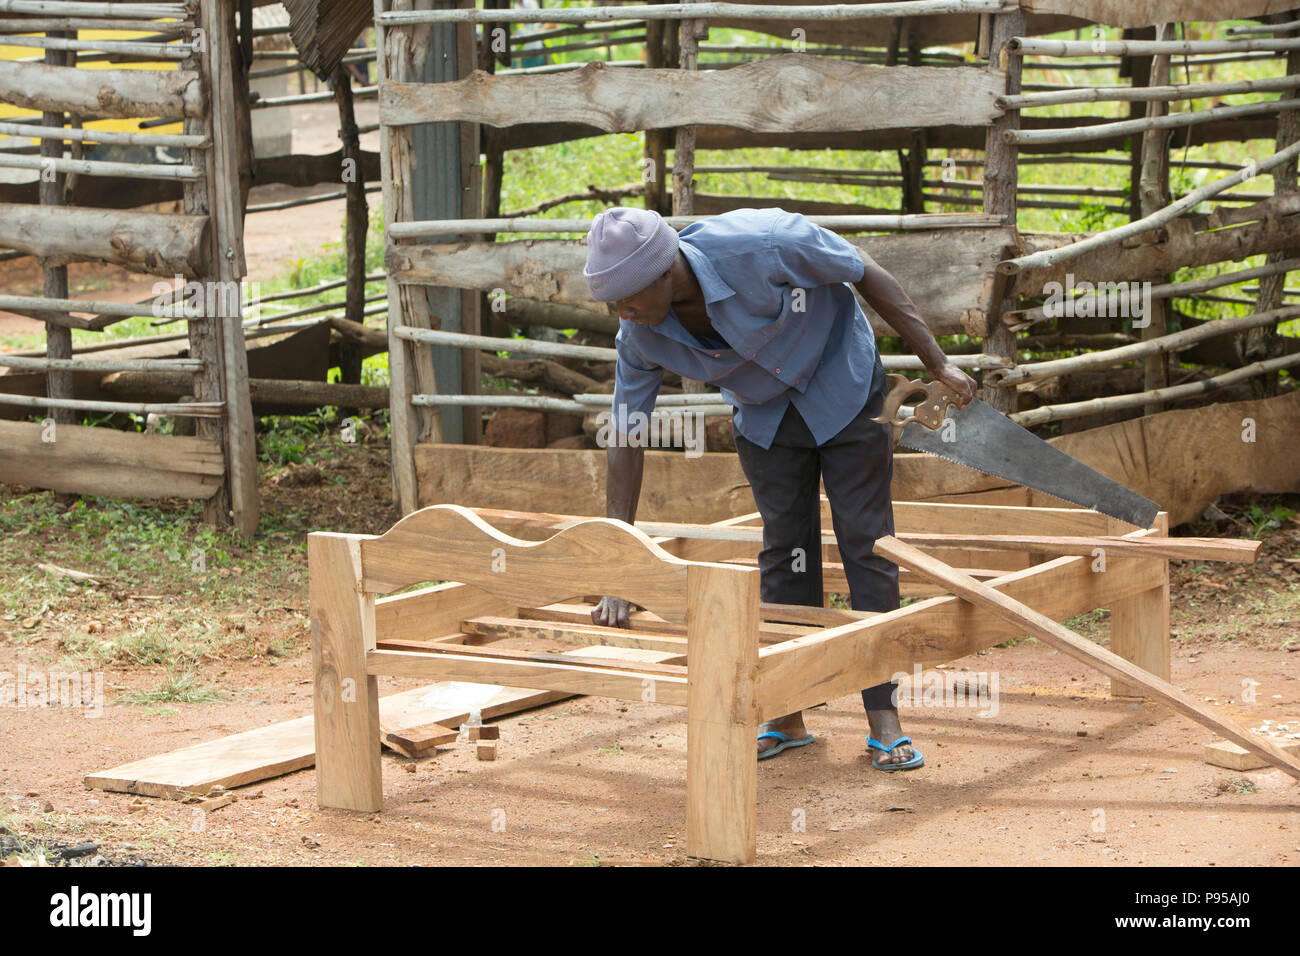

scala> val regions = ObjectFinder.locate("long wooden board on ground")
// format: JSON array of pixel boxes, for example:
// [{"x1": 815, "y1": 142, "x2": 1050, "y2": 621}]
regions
[
  {"x1": 875, "y1": 535, "x2": 1300, "y2": 782},
  {"x1": 390, "y1": 226, "x2": 1013, "y2": 337},
  {"x1": 84, "y1": 682, "x2": 569, "y2": 800}
]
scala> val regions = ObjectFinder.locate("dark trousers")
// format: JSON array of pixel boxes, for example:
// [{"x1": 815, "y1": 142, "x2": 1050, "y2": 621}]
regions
[{"x1": 733, "y1": 373, "x2": 900, "y2": 712}]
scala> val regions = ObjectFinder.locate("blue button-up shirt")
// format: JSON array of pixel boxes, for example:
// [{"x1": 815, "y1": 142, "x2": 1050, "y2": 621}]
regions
[{"x1": 610, "y1": 207, "x2": 882, "y2": 450}]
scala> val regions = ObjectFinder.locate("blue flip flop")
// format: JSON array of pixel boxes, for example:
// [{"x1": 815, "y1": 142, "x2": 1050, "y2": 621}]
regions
[
  {"x1": 867, "y1": 735, "x2": 925, "y2": 772},
  {"x1": 757, "y1": 730, "x2": 815, "y2": 761}
]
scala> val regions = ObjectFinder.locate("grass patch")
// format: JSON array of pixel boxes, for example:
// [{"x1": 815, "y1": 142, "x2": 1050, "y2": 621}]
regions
[{"x1": 116, "y1": 664, "x2": 226, "y2": 706}]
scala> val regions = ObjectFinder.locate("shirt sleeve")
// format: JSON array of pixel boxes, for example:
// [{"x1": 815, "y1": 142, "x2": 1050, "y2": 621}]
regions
[
  {"x1": 610, "y1": 326, "x2": 665, "y2": 440},
  {"x1": 769, "y1": 211, "x2": 866, "y2": 288}
]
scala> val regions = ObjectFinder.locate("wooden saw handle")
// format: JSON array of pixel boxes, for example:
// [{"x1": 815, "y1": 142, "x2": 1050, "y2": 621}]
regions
[{"x1": 870, "y1": 374, "x2": 961, "y2": 430}]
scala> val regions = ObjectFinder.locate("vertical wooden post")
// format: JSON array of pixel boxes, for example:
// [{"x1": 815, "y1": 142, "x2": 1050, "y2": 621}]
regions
[
  {"x1": 980, "y1": 8, "x2": 1024, "y2": 414},
  {"x1": 1138, "y1": 23, "x2": 1173, "y2": 416},
  {"x1": 182, "y1": 33, "x2": 232, "y2": 526},
  {"x1": 904, "y1": 22, "x2": 926, "y2": 215},
  {"x1": 203, "y1": 0, "x2": 259, "y2": 537},
  {"x1": 1122, "y1": 27, "x2": 1156, "y2": 222},
  {"x1": 643, "y1": 19, "x2": 668, "y2": 215},
  {"x1": 40, "y1": 31, "x2": 75, "y2": 452},
  {"x1": 457, "y1": 5, "x2": 483, "y2": 444},
  {"x1": 332, "y1": 63, "x2": 369, "y2": 417},
  {"x1": 672, "y1": 17, "x2": 706, "y2": 217},
  {"x1": 1106, "y1": 512, "x2": 1171, "y2": 698},
  {"x1": 478, "y1": 12, "x2": 509, "y2": 339},
  {"x1": 378, "y1": 0, "x2": 442, "y2": 514},
  {"x1": 674, "y1": 18, "x2": 707, "y2": 394},
  {"x1": 686, "y1": 563, "x2": 759, "y2": 864},
  {"x1": 309, "y1": 533, "x2": 383, "y2": 811},
  {"x1": 1247, "y1": 41, "x2": 1300, "y2": 395}
]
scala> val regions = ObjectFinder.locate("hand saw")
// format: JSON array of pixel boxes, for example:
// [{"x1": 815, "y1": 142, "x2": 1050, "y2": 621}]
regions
[{"x1": 872, "y1": 374, "x2": 1160, "y2": 529}]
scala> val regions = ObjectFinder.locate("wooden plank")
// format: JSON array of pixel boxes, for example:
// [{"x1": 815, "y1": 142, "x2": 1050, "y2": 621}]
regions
[
  {"x1": 357, "y1": 505, "x2": 694, "y2": 623},
  {"x1": 310, "y1": 533, "x2": 383, "y2": 811},
  {"x1": 379, "y1": 721, "x2": 458, "y2": 757},
  {"x1": 755, "y1": 544, "x2": 1167, "y2": 720},
  {"x1": 83, "y1": 682, "x2": 568, "y2": 799},
  {"x1": 0, "y1": 59, "x2": 203, "y2": 119},
  {"x1": 461, "y1": 615, "x2": 690, "y2": 655},
  {"x1": 0, "y1": 420, "x2": 222, "y2": 500},
  {"x1": 372, "y1": 638, "x2": 689, "y2": 675},
  {"x1": 391, "y1": 226, "x2": 1014, "y2": 337},
  {"x1": 0, "y1": 203, "x2": 209, "y2": 278},
  {"x1": 375, "y1": 581, "x2": 515, "y2": 643},
  {"x1": 368, "y1": 648, "x2": 689, "y2": 706},
  {"x1": 415, "y1": 445, "x2": 755, "y2": 524},
  {"x1": 1018, "y1": 1, "x2": 1291, "y2": 29},
  {"x1": 686, "y1": 562, "x2": 760, "y2": 864},
  {"x1": 1204, "y1": 738, "x2": 1300, "y2": 772},
  {"x1": 874, "y1": 534, "x2": 1300, "y2": 782},
  {"x1": 381, "y1": 56, "x2": 1003, "y2": 132}
]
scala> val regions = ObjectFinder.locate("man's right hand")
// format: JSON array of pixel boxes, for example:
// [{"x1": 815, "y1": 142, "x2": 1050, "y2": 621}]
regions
[{"x1": 592, "y1": 595, "x2": 631, "y2": 628}]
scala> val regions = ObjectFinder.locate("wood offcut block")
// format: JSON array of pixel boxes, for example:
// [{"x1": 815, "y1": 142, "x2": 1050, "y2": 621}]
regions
[
  {"x1": 381, "y1": 722, "x2": 459, "y2": 759},
  {"x1": 468, "y1": 724, "x2": 499, "y2": 741},
  {"x1": 1204, "y1": 738, "x2": 1300, "y2": 771},
  {"x1": 476, "y1": 742, "x2": 497, "y2": 762}
]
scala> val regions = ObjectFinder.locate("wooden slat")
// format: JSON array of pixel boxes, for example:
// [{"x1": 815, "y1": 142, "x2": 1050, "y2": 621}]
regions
[
  {"x1": 0, "y1": 419, "x2": 222, "y2": 499},
  {"x1": 371, "y1": 637, "x2": 689, "y2": 675},
  {"x1": 875, "y1": 535, "x2": 1300, "y2": 782},
  {"x1": 460, "y1": 616, "x2": 689, "y2": 655},
  {"x1": 375, "y1": 581, "x2": 514, "y2": 643},
  {"x1": 368, "y1": 648, "x2": 689, "y2": 706},
  {"x1": 755, "y1": 538, "x2": 1168, "y2": 721},
  {"x1": 357, "y1": 504, "x2": 695, "y2": 623},
  {"x1": 0, "y1": 59, "x2": 203, "y2": 118},
  {"x1": 380, "y1": 56, "x2": 1003, "y2": 132}
]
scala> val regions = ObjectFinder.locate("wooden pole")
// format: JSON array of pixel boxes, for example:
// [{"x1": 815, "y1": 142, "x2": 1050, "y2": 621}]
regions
[
  {"x1": 39, "y1": 31, "x2": 75, "y2": 461},
  {"x1": 643, "y1": 18, "x2": 669, "y2": 214},
  {"x1": 203, "y1": 0, "x2": 258, "y2": 536},
  {"x1": 997, "y1": 139, "x2": 1300, "y2": 276},
  {"x1": 1138, "y1": 23, "x2": 1173, "y2": 415},
  {"x1": 332, "y1": 62, "x2": 369, "y2": 416},
  {"x1": 674, "y1": 17, "x2": 707, "y2": 395},
  {"x1": 1246, "y1": 42, "x2": 1300, "y2": 397},
  {"x1": 979, "y1": 7, "x2": 1022, "y2": 414},
  {"x1": 1009, "y1": 351, "x2": 1300, "y2": 427}
]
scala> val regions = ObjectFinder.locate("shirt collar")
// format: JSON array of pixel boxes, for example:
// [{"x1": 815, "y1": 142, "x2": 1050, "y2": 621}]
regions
[{"x1": 679, "y1": 237, "x2": 735, "y2": 304}]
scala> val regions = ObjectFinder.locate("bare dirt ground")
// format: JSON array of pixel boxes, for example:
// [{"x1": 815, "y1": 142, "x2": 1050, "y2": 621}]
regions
[{"x1": 1, "y1": 438, "x2": 1297, "y2": 867}]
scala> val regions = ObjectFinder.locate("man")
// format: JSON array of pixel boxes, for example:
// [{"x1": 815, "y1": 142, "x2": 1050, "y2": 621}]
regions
[{"x1": 583, "y1": 206, "x2": 976, "y2": 768}]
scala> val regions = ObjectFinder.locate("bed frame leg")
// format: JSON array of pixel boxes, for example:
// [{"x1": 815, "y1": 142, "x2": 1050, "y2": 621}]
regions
[
  {"x1": 309, "y1": 533, "x2": 383, "y2": 811},
  {"x1": 1107, "y1": 514, "x2": 1171, "y2": 698},
  {"x1": 686, "y1": 564, "x2": 760, "y2": 864}
]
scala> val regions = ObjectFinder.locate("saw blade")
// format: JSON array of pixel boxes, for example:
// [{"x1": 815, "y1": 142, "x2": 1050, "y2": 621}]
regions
[{"x1": 897, "y1": 398, "x2": 1160, "y2": 528}]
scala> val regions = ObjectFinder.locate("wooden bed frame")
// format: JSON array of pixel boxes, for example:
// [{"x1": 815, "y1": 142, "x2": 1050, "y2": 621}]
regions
[{"x1": 309, "y1": 496, "x2": 1255, "y2": 863}]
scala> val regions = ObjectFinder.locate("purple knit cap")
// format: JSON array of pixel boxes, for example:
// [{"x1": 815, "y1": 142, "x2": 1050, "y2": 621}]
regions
[{"x1": 583, "y1": 208, "x2": 679, "y2": 301}]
